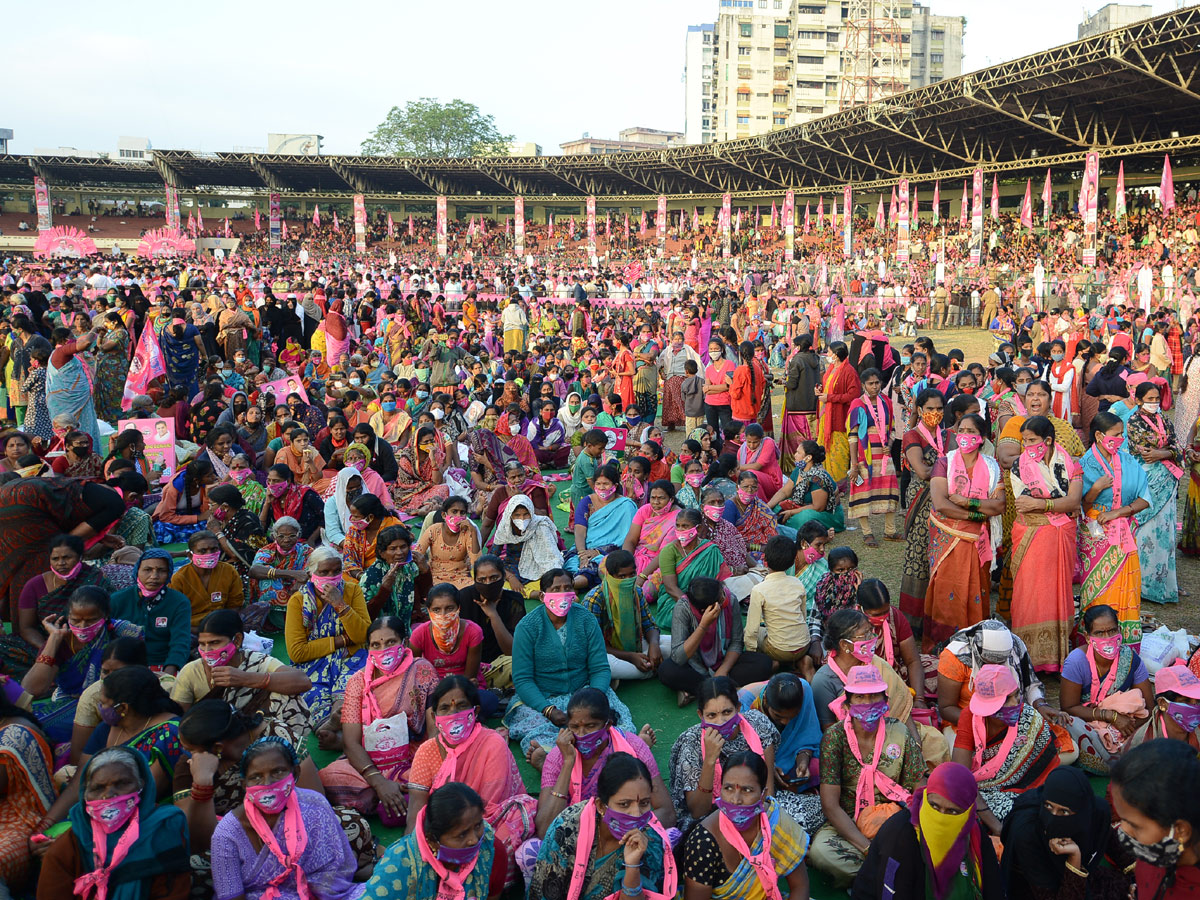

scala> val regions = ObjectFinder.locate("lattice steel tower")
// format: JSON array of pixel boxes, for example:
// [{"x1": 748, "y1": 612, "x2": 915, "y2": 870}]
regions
[{"x1": 839, "y1": 0, "x2": 909, "y2": 110}]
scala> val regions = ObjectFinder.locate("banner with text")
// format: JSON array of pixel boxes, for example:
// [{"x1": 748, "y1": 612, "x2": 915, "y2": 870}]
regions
[
  {"x1": 514, "y1": 196, "x2": 525, "y2": 257},
  {"x1": 783, "y1": 190, "x2": 795, "y2": 262},
  {"x1": 843, "y1": 185, "x2": 853, "y2": 258},
  {"x1": 896, "y1": 179, "x2": 910, "y2": 264},
  {"x1": 33, "y1": 177, "x2": 51, "y2": 231},
  {"x1": 353, "y1": 193, "x2": 367, "y2": 254},
  {"x1": 721, "y1": 193, "x2": 731, "y2": 259},
  {"x1": 969, "y1": 168, "x2": 984, "y2": 267},
  {"x1": 269, "y1": 193, "x2": 281, "y2": 250},
  {"x1": 587, "y1": 196, "x2": 597, "y2": 258},
  {"x1": 656, "y1": 196, "x2": 667, "y2": 256},
  {"x1": 436, "y1": 196, "x2": 448, "y2": 257}
]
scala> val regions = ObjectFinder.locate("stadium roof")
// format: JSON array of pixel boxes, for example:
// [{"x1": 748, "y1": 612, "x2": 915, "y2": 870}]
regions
[{"x1": 9, "y1": 5, "x2": 1200, "y2": 201}]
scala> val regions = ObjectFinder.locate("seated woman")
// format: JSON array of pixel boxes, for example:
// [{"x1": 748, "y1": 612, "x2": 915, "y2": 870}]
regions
[
  {"x1": 416, "y1": 495, "x2": 480, "y2": 590},
  {"x1": 170, "y1": 529, "x2": 251, "y2": 630},
  {"x1": 108, "y1": 549, "x2": 191, "y2": 674},
  {"x1": 2, "y1": 533, "x2": 112, "y2": 678},
  {"x1": 274, "y1": 427, "x2": 326, "y2": 490},
  {"x1": 1000, "y1": 766, "x2": 1128, "y2": 900},
  {"x1": 570, "y1": 463, "x2": 638, "y2": 590},
  {"x1": 724, "y1": 471, "x2": 778, "y2": 565},
  {"x1": 211, "y1": 735, "x2": 365, "y2": 899},
  {"x1": 284, "y1": 546, "x2": 370, "y2": 722},
  {"x1": 581, "y1": 551, "x2": 665, "y2": 683},
  {"x1": 171, "y1": 609, "x2": 312, "y2": 740},
  {"x1": 1124, "y1": 663, "x2": 1200, "y2": 753},
  {"x1": 769, "y1": 440, "x2": 845, "y2": 536},
  {"x1": 497, "y1": 411, "x2": 540, "y2": 474},
  {"x1": 406, "y1": 675, "x2": 537, "y2": 884},
  {"x1": 529, "y1": 752, "x2": 677, "y2": 899},
  {"x1": 248, "y1": 517, "x2": 312, "y2": 631},
  {"x1": 675, "y1": 459, "x2": 707, "y2": 511},
  {"x1": 658, "y1": 575, "x2": 773, "y2": 699},
  {"x1": 621, "y1": 456, "x2": 651, "y2": 507},
  {"x1": 341, "y1": 493, "x2": 401, "y2": 580},
  {"x1": 366, "y1": 781, "x2": 507, "y2": 900},
  {"x1": 857, "y1": 579, "x2": 926, "y2": 706},
  {"x1": 206, "y1": 483, "x2": 268, "y2": 588},
  {"x1": 809, "y1": 664, "x2": 925, "y2": 888},
  {"x1": 226, "y1": 452, "x2": 267, "y2": 515},
  {"x1": 536, "y1": 687, "x2": 670, "y2": 841},
  {"x1": 811, "y1": 609, "x2": 915, "y2": 732},
  {"x1": 951, "y1": 664, "x2": 1062, "y2": 834},
  {"x1": 316, "y1": 415, "x2": 353, "y2": 473},
  {"x1": 36, "y1": 746, "x2": 190, "y2": 900},
  {"x1": 702, "y1": 452, "x2": 740, "y2": 500},
  {"x1": 359, "y1": 524, "x2": 429, "y2": 631},
  {"x1": 739, "y1": 673, "x2": 824, "y2": 817},
  {"x1": 491, "y1": 493, "x2": 565, "y2": 595},
  {"x1": 152, "y1": 457, "x2": 218, "y2": 544},
  {"x1": 654, "y1": 500, "x2": 746, "y2": 628},
  {"x1": 680, "y1": 750, "x2": 811, "y2": 900},
  {"x1": 323, "y1": 467, "x2": 368, "y2": 550},
  {"x1": 668, "y1": 676, "x2": 790, "y2": 833},
  {"x1": 0, "y1": 696, "x2": 53, "y2": 897},
  {"x1": 410, "y1": 583, "x2": 499, "y2": 719},
  {"x1": 482, "y1": 460, "x2": 553, "y2": 539},
  {"x1": 21, "y1": 585, "x2": 142, "y2": 744},
  {"x1": 526, "y1": 399, "x2": 570, "y2": 469},
  {"x1": 318, "y1": 615, "x2": 438, "y2": 824},
  {"x1": 853, "y1": 761, "x2": 1002, "y2": 900},
  {"x1": 1060, "y1": 603, "x2": 1152, "y2": 775},
  {"x1": 262, "y1": 464, "x2": 324, "y2": 543},
  {"x1": 504, "y1": 568, "x2": 634, "y2": 769},
  {"x1": 622, "y1": 480, "x2": 680, "y2": 581}
]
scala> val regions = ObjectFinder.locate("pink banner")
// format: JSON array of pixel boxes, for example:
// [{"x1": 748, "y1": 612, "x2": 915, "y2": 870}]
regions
[
  {"x1": 721, "y1": 193, "x2": 731, "y2": 258},
  {"x1": 1161, "y1": 154, "x2": 1175, "y2": 212},
  {"x1": 514, "y1": 196, "x2": 525, "y2": 257},
  {"x1": 121, "y1": 323, "x2": 167, "y2": 411},
  {"x1": 1115, "y1": 161, "x2": 1126, "y2": 220},
  {"x1": 269, "y1": 193, "x2": 281, "y2": 249},
  {"x1": 353, "y1": 193, "x2": 367, "y2": 254},
  {"x1": 1042, "y1": 169, "x2": 1052, "y2": 222},
  {"x1": 990, "y1": 175, "x2": 999, "y2": 221},
  {"x1": 436, "y1": 196, "x2": 448, "y2": 257},
  {"x1": 896, "y1": 178, "x2": 910, "y2": 264},
  {"x1": 587, "y1": 196, "x2": 597, "y2": 258},
  {"x1": 33, "y1": 177, "x2": 52, "y2": 231},
  {"x1": 1082, "y1": 151, "x2": 1099, "y2": 237},
  {"x1": 970, "y1": 168, "x2": 984, "y2": 266},
  {"x1": 959, "y1": 181, "x2": 968, "y2": 228},
  {"x1": 843, "y1": 185, "x2": 853, "y2": 258},
  {"x1": 932, "y1": 181, "x2": 940, "y2": 226},
  {"x1": 783, "y1": 190, "x2": 795, "y2": 262},
  {"x1": 656, "y1": 195, "x2": 667, "y2": 247},
  {"x1": 1020, "y1": 179, "x2": 1033, "y2": 230}
]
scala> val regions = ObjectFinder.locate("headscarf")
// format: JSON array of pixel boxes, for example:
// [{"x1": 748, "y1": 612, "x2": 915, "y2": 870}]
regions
[
  {"x1": 557, "y1": 391, "x2": 584, "y2": 431},
  {"x1": 331, "y1": 466, "x2": 371, "y2": 534},
  {"x1": 490, "y1": 493, "x2": 564, "y2": 582},
  {"x1": 946, "y1": 619, "x2": 1042, "y2": 699},
  {"x1": 1001, "y1": 766, "x2": 1110, "y2": 896},
  {"x1": 135, "y1": 548, "x2": 174, "y2": 610},
  {"x1": 345, "y1": 441, "x2": 372, "y2": 466},
  {"x1": 911, "y1": 762, "x2": 983, "y2": 900}
]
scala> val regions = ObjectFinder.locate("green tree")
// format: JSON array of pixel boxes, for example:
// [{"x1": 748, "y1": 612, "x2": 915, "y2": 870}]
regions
[{"x1": 360, "y1": 98, "x2": 512, "y2": 157}]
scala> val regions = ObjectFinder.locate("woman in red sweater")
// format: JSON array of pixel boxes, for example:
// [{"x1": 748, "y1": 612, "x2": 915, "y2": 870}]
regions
[{"x1": 729, "y1": 340, "x2": 766, "y2": 426}]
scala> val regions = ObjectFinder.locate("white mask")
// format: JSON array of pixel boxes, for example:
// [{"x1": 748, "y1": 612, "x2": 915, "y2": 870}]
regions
[
  {"x1": 513, "y1": 518, "x2": 529, "y2": 532},
  {"x1": 1143, "y1": 403, "x2": 1160, "y2": 414},
  {"x1": 432, "y1": 408, "x2": 445, "y2": 420}
]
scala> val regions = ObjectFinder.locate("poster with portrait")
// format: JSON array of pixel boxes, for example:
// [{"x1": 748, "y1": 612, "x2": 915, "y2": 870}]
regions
[
  {"x1": 597, "y1": 427, "x2": 627, "y2": 453},
  {"x1": 121, "y1": 418, "x2": 176, "y2": 479},
  {"x1": 262, "y1": 376, "x2": 309, "y2": 407}
]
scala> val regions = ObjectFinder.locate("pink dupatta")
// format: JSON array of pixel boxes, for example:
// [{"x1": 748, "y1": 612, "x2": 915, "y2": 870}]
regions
[
  {"x1": 566, "y1": 799, "x2": 677, "y2": 900},
  {"x1": 414, "y1": 806, "x2": 482, "y2": 900},
  {"x1": 843, "y1": 719, "x2": 911, "y2": 820},
  {"x1": 241, "y1": 784, "x2": 311, "y2": 900},
  {"x1": 570, "y1": 728, "x2": 637, "y2": 802},
  {"x1": 717, "y1": 809, "x2": 783, "y2": 900},
  {"x1": 700, "y1": 715, "x2": 765, "y2": 803}
]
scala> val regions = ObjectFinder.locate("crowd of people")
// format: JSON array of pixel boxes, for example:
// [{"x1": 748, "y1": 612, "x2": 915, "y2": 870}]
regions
[{"x1": 0, "y1": 187, "x2": 1199, "y2": 900}]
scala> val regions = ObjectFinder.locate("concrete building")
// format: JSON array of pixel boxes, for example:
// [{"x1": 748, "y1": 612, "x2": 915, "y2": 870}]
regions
[
  {"x1": 1078, "y1": 3, "x2": 1152, "y2": 38},
  {"x1": 267, "y1": 133, "x2": 323, "y2": 155},
  {"x1": 506, "y1": 141, "x2": 543, "y2": 157},
  {"x1": 684, "y1": 24, "x2": 717, "y2": 144},
  {"x1": 910, "y1": 3, "x2": 964, "y2": 88},
  {"x1": 115, "y1": 136, "x2": 152, "y2": 161},
  {"x1": 790, "y1": 0, "x2": 852, "y2": 124},
  {"x1": 713, "y1": 0, "x2": 794, "y2": 141},
  {"x1": 559, "y1": 130, "x2": 685, "y2": 155}
]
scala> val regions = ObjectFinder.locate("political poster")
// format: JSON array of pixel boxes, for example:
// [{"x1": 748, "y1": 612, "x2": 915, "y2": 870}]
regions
[
  {"x1": 262, "y1": 376, "x2": 309, "y2": 406},
  {"x1": 120, "y1": 418, "x2": 176, "y2": 479}
]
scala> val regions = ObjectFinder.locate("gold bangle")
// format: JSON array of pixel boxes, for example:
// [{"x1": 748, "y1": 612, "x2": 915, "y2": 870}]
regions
[{"x1": 1064, "y1": 862, "x2": 1088, "y2": 878}]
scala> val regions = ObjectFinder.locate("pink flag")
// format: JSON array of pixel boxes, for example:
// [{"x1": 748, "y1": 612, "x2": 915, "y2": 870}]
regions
[
  {"x1": 990, "y1": 175, "x2": 999, "y2": 220},
  {"x1": 408, "y1": 214, "x2": 414, "y2": 237},
  {"x1": 816, "y1": 197, "x2": 824, "y2": 229},
  {"x1": 253, "y1": 208, "x2": 261, "y2": 231},
  {"x1": 624, "y1": 213, "x2": 630, "y2": 238},
  {"x1": 639, "y1": 212, "x2": 646, "y2": 235},
  {"x1": 755, "y1": 205, "x2": 761, "y2": 229},
  {"x1": 932, "y1": 181, "x2": 940, "y2": 225},
  {"x1": 771, "y1": 201, "x2": 778, "y2": 229},
  {"x1": 570, "y1": 216, "x2": 576, "y2": 238},
  {"x1": 312, "y1": 205, "x2": 320, "y2": 227},
  {"x1": 888, "y1": 187, "x2": 897, "y2": 224},
  {"x1": 960, "y1": 181, "x2": 969, "y2": 226},
  {"x1": 1115, "y1": 161, "x2": 1127, "y2": 219},
  {"x1": 874, "y1": 195, "x2": 884, "y2": 230},
  {"x1": 1020, "y1": 179, "x2": 1033, "y2": 229},
  {"x1": 910, "y1": 188, "x2": 917, "y2": 224},
  {"x1": 196, "y1": 207, "x2": 205, "y2": 232},
  {"x1": 804, "y1": 202, "x2": 811, "y2": 234},
  {"x1": 549, "y1": 214, "x2": 555, "y2": 238},
  {"x1": 121, "y1": 320, "x2": 167, "y2": 411},
  {"x1": 693, "y1": 208, "x2": 699, "y2": 231},
  {"x1": 1042, "y1": 169, "x2": 1052, "y2": 218},
  {"x1": 332, "y1": 211, "x2": 340, "y2": 232},
  {"x1": 223, "y1": 218, "x2": 231, "y2": 238},
  {"x1": 282, "y1": 220, "x2": 289, "y2": 240},
  {"x1": 1161, "y1": 154, "x2": 1176, "y2": 211},
  {"x1": 186, "y1": 211, "x2": 195, "y2": 234},
  {"x1": 831, "y1": 197, "x2": 838, "y2": 230},
  {"x1": 387, "y1": 213, "x2": 394, "y2": 238},
  {"x1": 606, "y1": 213, "x2": 611, "y2": 237}
]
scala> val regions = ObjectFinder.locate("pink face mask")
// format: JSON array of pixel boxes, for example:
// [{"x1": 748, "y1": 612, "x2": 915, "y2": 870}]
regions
[
  {"x1": 443, "y1": 514, "x2": 465, "y2": 533},
  {"x1": 70, "y1": 619, "x2": 106, "y2": 644},
  {"x1": 191, "y1": 550, "x2": 220, "y2": 569},
  {"x1": 199, "y1": 641, "x2": 237, "y2": 668},
  {"x1": 310, "y1": 573, "x2": 341, "y2": 592},
  {"x1": 957, "y1": 433, "x2": 984, "y2": 453},
  {"x1": 437, "y1": 708, "x2": 478, "y2": 746},
  {"x1": 1024, "y1": 443, "x2": 1048, "y2": 463},
  {"x1": 348, "y1": 518, "x2": 368, "y2": 532},
  {"x1": 52, "y1": 560, "x2": 83, "y2": 581},
  {"x1": 245, "y1": 774, "x2": 295, "y2": 814},
  {"x1": 86, "y1": 792, "x2": 140, "y2": 834},
  {"x1": 850, "y1": 637, "x2": 876, "y2": 662},
  {"x1": 1098, "y1": 433, "x2": 1124, "y2": 454},
  {"x1": 211, "y1": 506, "x2": 230, "y2": 522},
  {"x1": 229, "y1": 469, "x2": 252, "y2": 485},
  {"x1": 675, "y1": 527, "x2": 698, "y2": 546},
  {"x1": 703, "y1": 504, "x2": 724, "y2": 522},
  {"x1": 736, "y1": 488, "x2": 755, "y2": 503},
  {"x1": 685, "y1": 472, "x2": 704, "y2": 487},
  {"x1": 1089, "y1": 634, "x2": 1122, "y2": 660},
  {"x1": 802, "y1": 546, "x2": 822, "y2": 564},
  {"x1": 349, "y1": 459, "x2": 366, "y2": 472},
  {"x1": 369, "y1": 646, "x2": 407, "y2": 673},
  {"x1": 267, "y1": 481, "x2": 289, "y2": 498},
  {"x1": 543, "y1": 591, "x2": 574, "y2": 617},
  {"x1": 594, "y1": 486, "x2": 616, "y2": 500},
  {"x1": 136, "y1": 578, "x2": 160, "y2": 598}
]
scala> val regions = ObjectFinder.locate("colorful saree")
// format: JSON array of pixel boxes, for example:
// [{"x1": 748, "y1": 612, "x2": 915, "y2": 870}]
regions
[
  {"x1": 653, "y1": 539, "x2": 726, "y2": 631},
  {"x1": 710, "y1": 799, "x2": 809, "y2": 900},
  {"x1": 296, "y1": 588, "x2": 368, "y2": 722},
  {"x1": 367, "y1": 824, "x2": 497, "y2": 900},
  {"x1": 1063, "y1": 645, "x2": 1146, "y2": 775},
  {"x1": 1126, "y1": 411, "x2": 1182, "y2": 604},
  {"x1": 582, "y1": 495, "x2": 638, "y2": 551},
  {"x1": 731, "y1": 496, "x2": 778, "y2": 564},
  {"x1": 46, "y1": 351, "x2": 99, "y2": 447},
  {"x1": 971, "y1": 704, "x2": 1060, "y2": 822},
  {"x1": 738, "y1": 437, "x2": 784, "y2": 501},
  {"x1": 900, "y1": 427, "x2": 940, "y2": 623},
  {"x1": 632, "y1": 504, "x2": 678, "y2": 577},
  {"x1": 0, "y1": 721, "x2": 54, "y2": 892},
  {"x1": 391, "y1": 444, "x2": 450, "y2": 514},
  {"x1": 818, "y1": 361, "x2": 860, "y2": 484}
]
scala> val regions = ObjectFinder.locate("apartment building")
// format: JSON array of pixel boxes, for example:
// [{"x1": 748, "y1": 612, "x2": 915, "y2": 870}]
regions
[
  {"x1": 910, "y1": 2, "x2": 965, "y2": 88},
  {"x1": 1078, "y1": 3, "x2": 1152, "y2": 38},
  {"x1": 684, "y1": 24, "x2": 717, "y2": 144},
  {"x1": 712, "y1": 0, "x2": 794, "y2": 142}
]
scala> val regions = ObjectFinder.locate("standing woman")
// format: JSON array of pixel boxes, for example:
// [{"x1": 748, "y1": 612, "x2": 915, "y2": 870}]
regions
[
  {"x1": 613, "y1": 333, "x2": 636, "y2": 411},
  {"x1": 780, "y1": 333, "x2": 821, "y2": 470},
  {"x1": 729, "y1": 341, "x2": 765, "y2": 427},
  {"x1": 817, "y1": 341, "x2": 861, "y2": 485},
  {"x1": 21, "y1": 338, "x2": 53, "y2": 445},
  {"x1": 846, "y1": 367, "x2": 900, "y2": 547},
  {"x1": 704, "y1": 337, "x2": 737, "y2": 435},
  {"x1": 216, "y1": 296, "x2": 253, "y2": 361},
  {"x1": 899, "y1": 388, "x2": 946, "y2": 626},
  {"x1": 46, "y1": 326, "x2": 100, "y2": 448},
  {"x1": 1079, "y1": 412, "x2": 1151, "y2": 643},
  {"x1": 160, "y1": 317, "x2": 206, "y2": 402},
  {"x1": 1009, "y1": 416, "x2": 1082, "y2": 673},
  {"x1": 1125, "y1": 380, "x2": 1185, "y2": 604},
  {"x1": 92, "y1": 312, "x2": 130, "y2": 424}
]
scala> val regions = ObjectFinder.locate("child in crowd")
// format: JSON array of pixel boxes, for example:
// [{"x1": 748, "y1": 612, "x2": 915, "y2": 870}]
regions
[
  {"x1": 744, "y1": 536, "x2": 817, "y2": 678},
  {"x1": 681, "y1": 359, "x2": 704, "y2": 434}
]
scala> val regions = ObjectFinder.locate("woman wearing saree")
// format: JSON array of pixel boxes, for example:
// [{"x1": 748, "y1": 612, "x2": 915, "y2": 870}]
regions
[
  {"x1": 1125, "y1": 379, "x2": 1184, "y2": 605},
  {"x1": 92, "y1": 312, "x2": 130, "y2": 424},
  {"x1": 261, "y1": 465, "x2": 324, "y2": 542},
  {"x1": 341, "y1": 494, "x2": 401, "y2": 580},
  {"x1": 226, "y1": 452, "x2": 267, "y2": 515},
  {"x1": 724, "y1": 471, "x2": 778, "y2": 565},
  {"x1": 623, "y1": 481, "x2": 680, "y2": 581},
  {"x1": 1009, "y1": 415, "x2": 1082, "y2": 673},
  {"x1": 898, "y1": 389, "x2": 946, "y2": 625},
  {"x1": 846, "y1": 367, "x2": 900, "y2": 547},
  {"x1": 770, "y1": 440, "x2": 844, "y2": 536},
  {"x1": 737, "y1": 423, "x2": 783, "y2": 502},
  {"x1": 525, "y1": 400, "x2": 569, "y2": 469},
  {"x1": 496, "y1": 412, "x2": 540, "y2": 473},
  {"x1": 0, "y1": 699, "x2": 53, "y2": 895},
  {"x1": 284, "y1": 547, "x2": 370, "y2": 722},
  {"x1": 923, "y1": 414, "x2": 1004, "y2": 652},
  {"x1": 571, "y1": 464, "x2": 638, "y2": 579},
  {"x1": 482, "y1": 460, "x2": 553, "y2": 538},
  {"x1": 157, "y1": 318, "x2": 202, "y2": 401},
  {"x1": 951, "y1": 664, "x2": 1061, "y2": 831},
  {"x1": 817, "y1": 341, "x2": 861, "y2": 484},
  {"x1": 781, "y1": 334, "x2": 821, "y2": 471},
  {"x1": 1080, "y1": 411, "x2": 1152, "y2": 645},
  {"x1": 653, "y1": 507, "x2": 734, "y2": 635},
  {"x1": 369, "y1": 388, "x2": 413, "y2": 449},
  {"x1": 393, "y1": 424, "x2": 451, "y2": 516},
  {"x1": 217, "y1": 297, "x2": 254, "y2": 360},
  {"x1": 46, "y1": 326, "x2": 100, "y2": 448},
  {"x1": 274, "y1": 427, "x2": 326, "y2": 492},
  {"x1": 319, "y1": 615, "x2": 438, "y2": 823},
  {"x1": 406, "y1": 675, "x2": 537, "y2": 882}
]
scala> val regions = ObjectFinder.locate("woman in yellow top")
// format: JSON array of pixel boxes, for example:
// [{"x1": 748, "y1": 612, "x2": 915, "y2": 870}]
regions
[{"x1": 285, "y1": 546, "x2": 370, "y2": 722}]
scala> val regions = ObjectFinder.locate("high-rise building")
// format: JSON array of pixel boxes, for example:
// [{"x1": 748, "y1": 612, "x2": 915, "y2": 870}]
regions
[
  {"x1": 684, "y1": 24, "x2": 717, "y2": 144},
  {"x1": 713, "y1": 0, "x2": 794, "y2": 142},
  {"x1": 910, "y1": 3, "x2": 965, "y2": 88},
  {"x1": 790, "y1": 1, "x2": 848, "y2": 123},
  {"x1": 838, "y1": 0, "x2": 914, "y2": 111},
  {"x1": 1078, "y1": 3, "x2": 1152, "y2": 38}
]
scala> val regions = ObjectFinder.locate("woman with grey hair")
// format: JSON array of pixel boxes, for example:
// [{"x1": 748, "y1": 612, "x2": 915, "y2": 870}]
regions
[
  {"x1": 283, "y1": 546, "x2": 369, "y2": 721},
  {"x1": 248, "y1": 515, "x2": 313, "y2": 630}
]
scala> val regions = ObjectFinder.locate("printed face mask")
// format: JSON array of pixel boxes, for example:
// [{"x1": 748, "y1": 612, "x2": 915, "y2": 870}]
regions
[
  {"x1": 957, "y1": 433, "x2": 984, "y2": 453},
  {"x1": 245, "y1": 774, "x2": 295, "y2": 814},
  {"x1": 348, "y1": 517, "x2": 368, "y2": 532},
  {"x1": 53, "y1": 560, "x2": 84, "y2": 581},
  {"x1": 191, "y1": 550, "x2": 220, "y2": 569},
  {"x1": 921, "y1": 409, "x2": 944, "y2": 427},
  {"x1": 543, "y1": 591, "x2": 574, "y2": 617},
  {"x1": 310, "y1": 573, "x2": 342, "y2": 592},
  {"x1": 594, "y1": 486, "x2": 616, "y2": 500},
  {"x1": 847, "y1": 700, "x2": 888, "y2": 730},
  {"x1": 802, "y1": 546, "x2": 822, "y2": 564},
  {"x1": 267, "y1": 481, "x2": 289, "y2": 497},
  {"x1": 1023, "y1": 443, "x2": 1048, "y2": 463},
  {"x1": 1097, "y1": 433, "x2": 1124, "y2": 454},
  {"x1": 675, "y1": 526, "x2": 698, "y2": 546},
  {"x1": 350, "y1": 459, "x2": 367, "y2": 472},
  {"x1": 703, "y1": 504, "x2": 724, "y2": 522},
  {"x1": 85, "y1": 792, "x2": 140, "y2": 834},
  {"x1": 704, "y1": 715, "x2": 742, "y2": 740},
  {"x1": 436, "y1": 708, "x2": 478, "y2": 746},
  {"x1": 602, "y1": 806, "x2": 652, "y2": 841},
  {"x1": 716, "y1": 796, "x2": 762, "y2": 830},
  {"x1": 230, "y1": 469, "x2": 252, "y2": 484},
  {"x1": 1089, "y1": 634, "x2": 1121, "y2": 660},
  {"x1": 573, "y1": 727, "x2": 610, "y2": 758},
  {"x1": 850, "y1": 637, "x2": 876, "y2": 663},
  {"x1": 70, "y1": 619, "x2": 106, "y2": 644},
  {"x1": 685, "y1": 472, "x2": 704, "y2": 487},
  {"x1": 993, "y1": 703, "x2": 1022, "y2": 727},
  {"x1": 199, "y1": 641, "x2": 237, "y2": 668},
  {"x1": 1166, "y1": 701, "x2": 1200, "y2": 733},
  {"x1": 443, "y1": 514, "x2": 465, "y2": 533},
  {"x1": 1115, "y1": 824, "x2": 1183, "y2": 868},
  {"x1": 736, "y1": 487, "x2": 756, "y2": 503},
  {"x1": 369, "y1": 646, "x2": 406, "y2": 673}
]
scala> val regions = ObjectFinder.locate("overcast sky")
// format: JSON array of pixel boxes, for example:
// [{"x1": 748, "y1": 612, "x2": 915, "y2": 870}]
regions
[{"x1": 5, "y1": 0, "x2": 1185, "y2": 156}]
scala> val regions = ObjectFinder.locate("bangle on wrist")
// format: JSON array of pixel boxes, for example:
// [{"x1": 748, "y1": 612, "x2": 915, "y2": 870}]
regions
[
  {"x1": 190, "y1": 783, "x2": 215, "y2": 802},
  {"x1": 551, "y1": 790, "x2": 569, "y2": 800},
  {"x1": 1064, "y1": 862, "x2": 1088, "y2": 877},
  {"x1": 35, "y1": 653, "x2": 56, "y2": 667},
  {"x1": 698, "y1": 784, "x2": 713, "y2": 794}
]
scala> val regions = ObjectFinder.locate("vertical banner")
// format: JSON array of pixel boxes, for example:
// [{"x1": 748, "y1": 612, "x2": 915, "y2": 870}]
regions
[
  {"x1": 164, "y1": 183, "x2": 181, "y2": 229},
  {"x1": 990, "y1": 175, "x2": 999, "y2": 221},
  {"x1": 163, "y1": 183, "x2": 173, "y2": 227},
  {"x1": 896, "y1": 179, "x2": 910, "y2": 264},
  {"x1": 1115, "y1": 161, "x2": 1127, "y2": 220},
  {"x1": 352, "y1": 193, "x2": 367, "y2": 255},
  {"x1": 959, "y1": 182, "x2": 968, "y2": 228},
  {"x1": 970, "y1": 168, "x2": 984, "y2": 267},
  {"x1": 721, "y1": 192, "x2": 732, "y2": 259},
  {"x1": 932, "y1": 181, "x2": 940, "y2": 226},
  {"x1": 1020, "y1": 179, "x2": 1033, "y2": 230},
  {"x1": 33, "y1": 177, "x2": 52, "y2": 231},
  {"x1": 656, "y1": 195, "x2": 667, "y2": 256},
  {"x1": 1082, "y1": 151, "x2": 1099, "y2": 266},
  {"x1": 1042, "y1": 169, "x2": 1052, "y2": 224},
  {"x1": 783, "y1": 190, "x2": 795, "y2": 262},
  {"x1": 843, "y1": 185, "x2": 853, "y2": 258},
  {"x1": 514, "y1": 196, "x2": 525, "y2": 257},
  {"x1": 170, "y1": 188, "x2": 181, "y2": 230},
  {"x1": 436, "y1": 196, "x2": 448, "y2": 257},
  {"x1": 1161, "y1": 154, "x2": 1176, "y2": 212},
  {"x1": 586, "y1": 196, "x2": 597, "y2": 259},
  {"x1": 268, "y1": 193, "x2": 281, "y2": 250}
]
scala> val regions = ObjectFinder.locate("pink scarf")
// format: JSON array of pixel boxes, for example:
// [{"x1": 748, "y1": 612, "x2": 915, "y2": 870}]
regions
[
  {"x1": 1016, "y1": 450, "x2": 1071, "y2": 527},
  {"x1": 567, "y1": 799, "x2": 677, "y2": 900},
  {"x1": 916, "y1": 421, "x2": 943, "y2": 456},
  {"x1": 414, "y1": 806, "x2": 481, "y2": 900},
  {"x1": 947, "y1": 449, "x2": 995, "y2": 566},
  {"x1": 970, "y1": 712, "x2": 1023, "y2": 782},
  {"x1": 1138, "y1": 411, "x2": 1184, "y2": 478},
  {"x1": 717, "y1": 808, "x2": 782, "y2": 900},
  {"x1": 361, "y1": 648, "x2": 413, "y2": 724},
  {"x1": 242, "y1": 787, "x2": 310, "y2": 900},
  {"x1": 570, "y1": 728, "x2": 637, "y2": 802},
  {"x1": 700, "y1": 715, "x2": 765, "y2": 803},
  {"x1": 843, "y1": 718, "x2": 911, "y2": 820},
  {"x1": 73, "y1": 817, "x2": 140, "y2": 900},
  {"x1": 1085, "y1": 644, "x2": 1120, "y2": 706},
  {"x1": 1089, "y1": 447, "x2": 1137, "y2": 553},
  {"x1": 863, "y1": 392, "x2": 888, "y2": 445},
  {"x1": 431, "y1": 723, "x2": 486, "y2": 791}
]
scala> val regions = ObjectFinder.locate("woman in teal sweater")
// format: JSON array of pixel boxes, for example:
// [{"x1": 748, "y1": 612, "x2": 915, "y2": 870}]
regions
[
  {"x1": 107, "y1": 548, "x2": 192, "y2": 674},
  {"x1": 503, "y1": 567, "x2": 636, "y2": 769}
]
